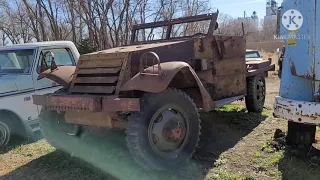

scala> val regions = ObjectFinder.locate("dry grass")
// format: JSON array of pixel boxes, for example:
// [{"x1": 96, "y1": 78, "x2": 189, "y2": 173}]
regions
[{"x1": 1, "y1": 75, "x2": 320, "y2": 180}]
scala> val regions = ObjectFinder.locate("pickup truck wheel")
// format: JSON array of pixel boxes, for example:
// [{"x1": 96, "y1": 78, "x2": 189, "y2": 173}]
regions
[
  {"x1": 0, "y1": 121, "x2": 10, "y2": 148},
  {"x1": 39, "y1": 109, "x2": 80, "y2": 150},
  {"x1": 286, "y1": 121, "x2": 316, "y2": 148},
  {"x1": 245, "y1": 74, "x2": 266, "y2": 113},
  {"x1": 126, "y1": 88, "x2": 201, "y2": 171}
]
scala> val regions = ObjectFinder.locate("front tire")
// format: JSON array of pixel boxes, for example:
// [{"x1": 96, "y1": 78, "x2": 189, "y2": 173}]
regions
[
  {"x1": 126, "y1": 88, "x2": 201, "y2": 171},
  {"x1": 0, "y1": 121, "x2": 10, "y2": 148},
  {"x1": 245, "y1": 74, "x2": 266, "y2": 113}
]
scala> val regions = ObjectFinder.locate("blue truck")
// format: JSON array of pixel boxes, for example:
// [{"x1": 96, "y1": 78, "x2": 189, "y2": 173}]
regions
[{"x1": 274, "y1": 0, "x2": 319, "y2": 147}]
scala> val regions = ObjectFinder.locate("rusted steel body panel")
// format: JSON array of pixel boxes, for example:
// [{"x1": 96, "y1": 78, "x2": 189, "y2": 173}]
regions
[
  {"x1": 68, "y1": 52, "x2": 129, "y2": 95},
  {"x1": 33, "y1": 95, "x2": 140, "y2": 112},
  {"x1": 121, "y1": 62, "x2": 215, "y2": 111},
  {"x1": 246, "y1": 60, "x2": 275, "y2": 77},
  {"x1": 64, "y1": 111, "x2": 128, "y2": 129},
  {"x1": 37, "y1": 66, "x2": 76, "y2": 89}
]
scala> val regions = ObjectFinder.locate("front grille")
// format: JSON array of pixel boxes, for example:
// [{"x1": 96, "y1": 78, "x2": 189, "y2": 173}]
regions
[{"x1": 69, "y1": 52, "x2": 129, "y2": 95}]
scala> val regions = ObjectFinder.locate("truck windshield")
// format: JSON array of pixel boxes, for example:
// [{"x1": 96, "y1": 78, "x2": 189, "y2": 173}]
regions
[
  {"x1": 0, "y1": 49, "x2": 34, "y2": 74},
  {"x1": 245, "y1": 51, "x2": 260, "y2": 59}
]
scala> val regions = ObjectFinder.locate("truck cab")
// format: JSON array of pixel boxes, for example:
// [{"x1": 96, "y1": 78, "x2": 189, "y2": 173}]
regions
[{"x1": 0, "y1": 41, "x2": 79, "y2": 148}]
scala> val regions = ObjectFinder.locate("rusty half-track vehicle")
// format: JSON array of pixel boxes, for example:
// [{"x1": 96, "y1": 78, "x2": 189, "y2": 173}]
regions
[{"x1": 33, "y1": 11, "x2": 275, "y2": 171}]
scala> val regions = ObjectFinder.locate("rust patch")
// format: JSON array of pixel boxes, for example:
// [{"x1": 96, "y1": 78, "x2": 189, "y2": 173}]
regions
[
  {"x1": 102, "y1": 98, "x2": 140, "y2": 112},
  {"x1": 47, "y1": 95, "x2": 102, "y2": 112},
  {"x1": 64, "y1": 111, "x2": 128, "y2": 129},
  {"x1": 290, "y1": 59, "x2": 315, "y2": 80},
  {"x1": 37, "y1": 66, "x2": 76, "y2": 89}
]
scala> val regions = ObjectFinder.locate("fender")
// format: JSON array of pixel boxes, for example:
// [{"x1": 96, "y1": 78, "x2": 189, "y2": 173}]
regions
[
  {"x1": 37, "y1": 66, "x2": 76, "y2": 89},
  {"x1": 120, "y1": 62, "x2": 215, "y2": 111}
]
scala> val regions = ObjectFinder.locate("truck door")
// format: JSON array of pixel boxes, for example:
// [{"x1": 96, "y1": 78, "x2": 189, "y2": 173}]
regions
[{"x1": 32, "y1": 47, "x2": 76, "y2": 113}]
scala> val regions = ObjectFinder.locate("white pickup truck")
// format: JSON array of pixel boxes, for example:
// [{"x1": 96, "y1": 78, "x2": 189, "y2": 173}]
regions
[{"x1": 0, "y1": 41, "x2": 79, "y2": 148}]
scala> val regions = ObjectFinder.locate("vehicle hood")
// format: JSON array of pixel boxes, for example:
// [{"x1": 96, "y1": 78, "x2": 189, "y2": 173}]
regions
[
  {"x1": 246, "y1": 58, "x2": 263, "y2": 61},
  {"x1": 0, "y1": 75, "x2": 18, "y2": 94}
]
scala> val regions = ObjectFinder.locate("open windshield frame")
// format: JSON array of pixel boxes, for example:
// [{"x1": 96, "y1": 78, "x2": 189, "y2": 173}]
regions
[{"x1": 130, "y1": 11, "x2": 219, "y2": 44}]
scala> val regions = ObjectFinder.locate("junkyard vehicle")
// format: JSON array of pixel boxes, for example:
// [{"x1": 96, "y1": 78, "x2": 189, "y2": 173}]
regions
[
  {"x1": 274, "y1": 1, "x2": 319, "y2": 147},
  {"x1": 245, "y1": 49, "x2": 275, "y2": 78},
  {"x1": 0, "y1": 41, "x2": 79, "y2": 148},
  {"x1": 33, "y1": 12, "x2": 275, "y2": 171}
]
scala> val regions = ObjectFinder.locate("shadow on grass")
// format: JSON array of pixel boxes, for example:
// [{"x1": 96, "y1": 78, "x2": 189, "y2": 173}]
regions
[
  {"x1": 0, "y1": 131, "x2": 43, "y2": 154},
  {"x1": 278, "y1": 143, "x2": 320, "y2": 180},
  {"x1": 2, "y1": 107, "x2": 268, "y2": 180}
]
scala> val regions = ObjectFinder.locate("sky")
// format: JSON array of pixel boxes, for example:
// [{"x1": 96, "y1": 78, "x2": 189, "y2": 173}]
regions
[{"x1": 211, "y1": 0, "x2": 283, "y2": 19}]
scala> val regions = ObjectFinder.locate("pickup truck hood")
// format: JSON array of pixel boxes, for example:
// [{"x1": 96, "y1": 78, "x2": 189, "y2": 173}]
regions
[{"x1": 0, "y1": 75, "x2": 18, "y2": 94}]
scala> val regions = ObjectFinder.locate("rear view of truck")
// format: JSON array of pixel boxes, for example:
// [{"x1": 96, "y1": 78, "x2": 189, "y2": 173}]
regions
[{"x1": 274, "y1": 0, "x2": 319, "y2": 147}]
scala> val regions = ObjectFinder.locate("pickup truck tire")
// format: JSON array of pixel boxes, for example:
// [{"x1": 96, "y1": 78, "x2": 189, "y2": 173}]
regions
[
  {"x1": 39, "y1": 109, "x2": 82, "y2": 150},
  {"x1": 286, "y1": 121, "x2": 316, "y2": 148},
  {"x1": 126, "y1": 88, "x2": 201, "y2": 171},
  {"x1": 0, "y1": 121, "x2": 10, "y2": 148},
  {"x1": 245, "y1": 74, "x2": 266, "y2": 113}
]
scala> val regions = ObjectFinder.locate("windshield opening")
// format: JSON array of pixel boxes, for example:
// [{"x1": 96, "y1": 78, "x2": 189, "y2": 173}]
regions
[
  {"x1": 0, "y1": 49, "x2": 34, "y2": 74},
  {"x1": 134, "y1": 20, "x2": 211, "y2": 42},
  {"x1": 245, "y1": 51, "x2": 260, "y2": 59}
]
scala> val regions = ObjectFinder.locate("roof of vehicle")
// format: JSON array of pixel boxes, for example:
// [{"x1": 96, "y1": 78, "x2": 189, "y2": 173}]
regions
[{"x1": 0, "y1": 41, "x2": 76, "y2": 51}]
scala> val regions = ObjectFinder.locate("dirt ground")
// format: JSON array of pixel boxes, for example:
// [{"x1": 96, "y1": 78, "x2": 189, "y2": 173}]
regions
[{"x1": 1, "y1": 74, "x2": 320, "y2": 180}]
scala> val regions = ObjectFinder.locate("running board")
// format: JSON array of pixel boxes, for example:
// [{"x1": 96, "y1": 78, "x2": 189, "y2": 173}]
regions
[{"x1": 214, "y1": 95, "x2": 245, "y2": 108}]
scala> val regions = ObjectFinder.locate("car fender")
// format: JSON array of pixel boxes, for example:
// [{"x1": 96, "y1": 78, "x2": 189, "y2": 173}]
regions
[
  {"x1": 37, "y1": 66, "x2": 76, "y2": 89},
  {"x1": 120, "y1": 61, "x2": 215, "y2": 111}
]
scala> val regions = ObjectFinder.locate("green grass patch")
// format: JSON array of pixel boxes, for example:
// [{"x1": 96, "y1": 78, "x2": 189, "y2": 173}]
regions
[
  {"x1": 217, "y1": 105, "x2": 246, "y2": 113},
  {"x1": 207, "y1": 170, "x2": 255, "y2": 180}
]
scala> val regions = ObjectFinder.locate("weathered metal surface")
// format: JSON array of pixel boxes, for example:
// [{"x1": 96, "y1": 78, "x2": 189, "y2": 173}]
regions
[
  {"x1": 79, "y1": 52, "x2": 129, "y2": 60},
  {"x1": 69, "y1": 86, "x2": 116, "y2": 94},
  {"x1": 37, "y1": 66, "x2": 76, "y2": 89},
  {"x1": 115, "y1": 55, "x2": 129, "y2": 95},
  {"x1": 76, "y1": 68, "x2": 121, "y2": 74},
  {"x1": 77, "y1": 58, "x2": 123, "y2": 68},
  {"x1": 74, "y1": 77, "x2": 119, "y2": 84},
  {"x1": 102, "y1": 98, "x2": 140, "y2": 112},
  {"x1": 274, "y1": 96, "x2": 320, "y2": 125},
  {"x1": 120, "y1": 61, "x2": 215, "y2": 111},
  {"x1": 211, "y1": 74, "x2": 247, "y2": 100},
  {"x1": 215, "y1": 95, "x2": 245, "y2": 108},
  {"x1": 34, "y1": 94, "x2": 141, "y2": 113},
  {"x1": 64, "y1": 111, "x2": 127, "y2": 129},
  {"x1": 277, "y1": 0, "x2": 315, "y2": 102},
  {"x1": 69, "y1": 52, "x2": 129, "y2": 95},
  {"x1": 33, "y1": 95, "x2": 102, "y2": 112},
  {"x1": 247, "y1": 64, "x2": 275, "y2": 77},
  {"x1": 215, "y1": 58, "x2": 246, "y2": 76},
  {"x1": 246, "y1": 60, "x2": 272, "y2": 70},
  {"x1": 289, "y1": 59, "x2": 315, "y2": 80}
]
